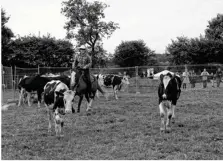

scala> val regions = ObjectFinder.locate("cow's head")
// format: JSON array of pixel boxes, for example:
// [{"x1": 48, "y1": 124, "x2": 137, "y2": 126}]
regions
[
  {"x1": 55, "y1": 90, "x2": 75, "y2": 113},
  {"x1": 160, "y1": 73, "x2": 181, "y2": 99},
  {"x1": 97, "y1": 74, "x2": 105, "y2": 86},
  {"x1": 159, "y1": 73, "x2": 172, "y2": 99},
  {"x1": 119, "y1": 75, "x2": 130, "y2": 91},
  {"x1": 122, "y1": 75, "x2": 130, "y2": 85}
]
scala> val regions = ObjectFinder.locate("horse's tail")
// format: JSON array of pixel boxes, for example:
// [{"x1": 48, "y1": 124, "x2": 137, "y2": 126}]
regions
[{"x1": 97, "y1": 83, "x2": 108, "y2": 100}]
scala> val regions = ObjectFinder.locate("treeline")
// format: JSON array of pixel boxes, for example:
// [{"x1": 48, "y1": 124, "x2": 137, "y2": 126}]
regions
[
  {"x1": 1, "y1": 5, "x2": 223, "y2": 68},
  {"x1": 166, "y1": 14, "x2": 223, "y2": 65}
]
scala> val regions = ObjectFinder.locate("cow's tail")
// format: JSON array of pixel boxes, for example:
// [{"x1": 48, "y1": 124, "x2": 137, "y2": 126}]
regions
[{"x1": 97, "y1": 84, "x2": 108, "y2": 100}]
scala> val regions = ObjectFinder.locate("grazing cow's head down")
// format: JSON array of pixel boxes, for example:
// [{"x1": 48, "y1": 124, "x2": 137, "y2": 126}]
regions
[
  {"x1": 97, "y1": 74, "x2": 130, "y2": 88},
  {"x1": 96, "y1": 74, "x2": 130, "y2": 100}
]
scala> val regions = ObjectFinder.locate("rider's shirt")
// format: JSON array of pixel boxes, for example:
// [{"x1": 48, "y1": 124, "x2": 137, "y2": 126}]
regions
[{"x1": 73, "y1": 53, "x2": 92, "y2": 69}]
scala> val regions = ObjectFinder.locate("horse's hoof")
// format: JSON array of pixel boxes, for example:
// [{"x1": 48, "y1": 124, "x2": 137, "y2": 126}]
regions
[
  {"x1": 165, "y1": 127, "x2": 171, "y2": 133},
  {"x1": 172, "y1": 118, "x2": 175, "y2": 124},
  {"x1": 86, "y1": 108, "x2": 92, "y2": 112},
  {"x1": 72, "y1": 108, "x2": 75, "y2": 113},
  {"x1": 160, "y1": 128, "x2": 165, "y2": 133}
]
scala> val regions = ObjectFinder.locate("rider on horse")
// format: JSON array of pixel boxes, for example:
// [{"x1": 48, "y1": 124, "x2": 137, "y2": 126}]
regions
[{"x1": 72, "y1": 45, "x2": 94, "y2": 97}]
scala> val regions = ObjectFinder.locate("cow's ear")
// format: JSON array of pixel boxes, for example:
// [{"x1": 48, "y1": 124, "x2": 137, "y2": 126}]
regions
[
  {"x1": 160, "y1": 74, "x2": 164, "y2": 82},
  {"x1": 55, "y1": 91, "x2": 64, "y2": 97},
  {"x1": 166, "y1": 72, "x2": 173, "y2": 78}
]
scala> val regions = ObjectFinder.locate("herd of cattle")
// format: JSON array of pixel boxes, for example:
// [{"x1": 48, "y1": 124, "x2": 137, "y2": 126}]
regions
[{"x1": 17, "y1": 71, "x2": 182, "y2": 136}]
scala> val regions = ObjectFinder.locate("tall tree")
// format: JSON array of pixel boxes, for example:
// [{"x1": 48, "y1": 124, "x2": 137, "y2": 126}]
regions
[
  {"x1": 205, "y1": 14, "x2": 223, "y2": 40},
  {"x1": 166, "y1": 36, "x2": 193, "y2": 65},
  {"x1": 1, "y1": 8, "x2": 14, "y2": 65},
  {"x1": 113, "y1": 40, "x2": 156, "y2": 67},
  {"x1": 61, "y1": 0, "x2": 119, "y2": 67}
]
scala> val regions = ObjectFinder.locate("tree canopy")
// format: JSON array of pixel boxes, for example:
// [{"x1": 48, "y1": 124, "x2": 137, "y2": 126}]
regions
[
  {"x1": 113, "y1": 40, "x2": 156, "y2": 67},
  {"x1": 166, "y1": 14, "x2": 223, "y2": 65},
  {"x1": 6, "y1": 35, "x2": 74, "y2": 67},
  {"x1": 1, "y1": 8, "x2": 14, "y2": 66},
  {"x1": 205, "y1": 14, "x2": 223, "y2": 40},
  {"x1": 61, "y1": 0, "x2": 119, "y2": 67}
]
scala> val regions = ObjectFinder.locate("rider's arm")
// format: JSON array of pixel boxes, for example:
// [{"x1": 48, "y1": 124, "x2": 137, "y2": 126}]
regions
[
  {"x1": 83, "y1": 55, "x2": 92, "y2": 69},
  {"x1": 73, "y1": 54, "x2": 78, "y2": 69}
]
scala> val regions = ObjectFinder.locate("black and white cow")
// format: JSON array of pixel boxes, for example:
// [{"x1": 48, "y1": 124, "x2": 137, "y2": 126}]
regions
[
  {"x1": 18, "y1": 75, "x2": 50, "y2": 107},
  {"x1": 158, "y1": 72, "x2": 182, "y2": 132},
  {"x1": 44, "y1": 80, "x2": 75, "y2": 137},
  {"x1": 18, "y1": 74, "x2": 71, "y2": 107},
  {"x1": 96, "y1": 74, "x2": 130, "y2": 99}
]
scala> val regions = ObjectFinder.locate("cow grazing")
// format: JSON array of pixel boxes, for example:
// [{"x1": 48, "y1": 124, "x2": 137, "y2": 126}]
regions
[
  {"x1": 43, "y1": 75, "x2": 71, "y2": 88},
  {"x1": 18, "y1": 75, "x2": 50, "y2": 107},
  {"x1": 44, "y1": 80, "x2": 75, "y2": 137},
  {"x1": 158, "y1": 73, "x2": 182, "y2": 132},
  {"x1": 97, "y1": 74, "x2": 130, "y2": 99},
  {"x1": 18, "y1": 74, "x2": 71, "y2": 107}
]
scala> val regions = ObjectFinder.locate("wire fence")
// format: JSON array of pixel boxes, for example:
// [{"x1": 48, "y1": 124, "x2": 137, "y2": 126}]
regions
[{"x1": 2, "y1": 64, "x2": 223, "y2": 103}]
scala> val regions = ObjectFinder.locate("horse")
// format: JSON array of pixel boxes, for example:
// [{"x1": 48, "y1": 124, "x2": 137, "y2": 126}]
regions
[{"x1": 70, "y1": 69, "x2": 107, "y2": 113}]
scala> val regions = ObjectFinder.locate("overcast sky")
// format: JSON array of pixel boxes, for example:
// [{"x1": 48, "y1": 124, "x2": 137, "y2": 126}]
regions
[{"x1": 2, "y1": 0, "x2": 223, "y2": 54}]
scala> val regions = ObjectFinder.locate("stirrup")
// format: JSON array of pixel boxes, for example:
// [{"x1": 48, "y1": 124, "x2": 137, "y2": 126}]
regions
[{"x1": 89, "y1": 92, "x2": 94, "y2": 97}]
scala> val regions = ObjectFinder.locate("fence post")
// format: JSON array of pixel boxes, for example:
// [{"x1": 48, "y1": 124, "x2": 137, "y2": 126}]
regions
[
  {"x1": 135, "y1": 66, "x2": 140, "y2": 94},
  {"x1": 2, "y1": 65, "x2": 4, "y2": 103},
  {"x1": 11, "y1": 66, "x2": 15, "y2": 100},
  {"x1": 14, "y1": 66, "x2": 17, "y2": 100}
]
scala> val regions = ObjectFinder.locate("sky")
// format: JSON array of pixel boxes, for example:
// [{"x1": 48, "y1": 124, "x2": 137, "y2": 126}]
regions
[{"x1": 1, "y1": 0, "x2": 223, "y2": 54}]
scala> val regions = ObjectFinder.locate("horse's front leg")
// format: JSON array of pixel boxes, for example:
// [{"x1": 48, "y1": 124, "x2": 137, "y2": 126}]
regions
[
  {"x1": 45, "y1": 104, "x2": 52, "y2": 133},
  {"x1": 77, "y1": 95, "x2": 84, "y2": 113},
  {"x1": 85, "y1": 93, "x2": 93, "y2": 112}
]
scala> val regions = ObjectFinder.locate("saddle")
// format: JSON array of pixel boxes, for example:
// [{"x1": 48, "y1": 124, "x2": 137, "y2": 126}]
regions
[{"x1": 81, "y1": 74, "x2": 97, "y2": 83}]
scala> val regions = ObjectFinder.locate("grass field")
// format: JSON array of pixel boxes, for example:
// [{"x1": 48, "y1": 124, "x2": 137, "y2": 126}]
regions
[{"x1": 1, "y1": 86, "x2": 223, "y2": 159}]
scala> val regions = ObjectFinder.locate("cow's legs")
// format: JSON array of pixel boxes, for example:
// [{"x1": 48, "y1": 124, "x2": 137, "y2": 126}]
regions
[
  {"x1": 166, "y1": 102, "x2": 173, "y2": 132},
  {"x1": 77, "y1": 95, "x2": 84, "y2": 113},
  {"x1": 172, "y1": 105, "x2": 176, "y2": 123},
  {"x1": 27, "y1": 92, "x2": 32, "y2": 107},
  {"x1": 159, "y1": 102, "x2": 166, "y2": 132},
  {"x1": 96, "y1": 90, "x2": 99, "y2": 98},
  {"x1": 18, "y1": 88, "x2": 25, "y2": 107},
  {"x1": 37, "y1": 90, "x2": 42, "y2": 108},
  {"x1": 54, "y1": 108, "x2": 63, "y2": 137},
  {"x1": 113, "y1": 86, "x2": 118, "y2": 100},
  {"x1": 46, "y1": 105, "x2": 52, "y2": 133}
]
